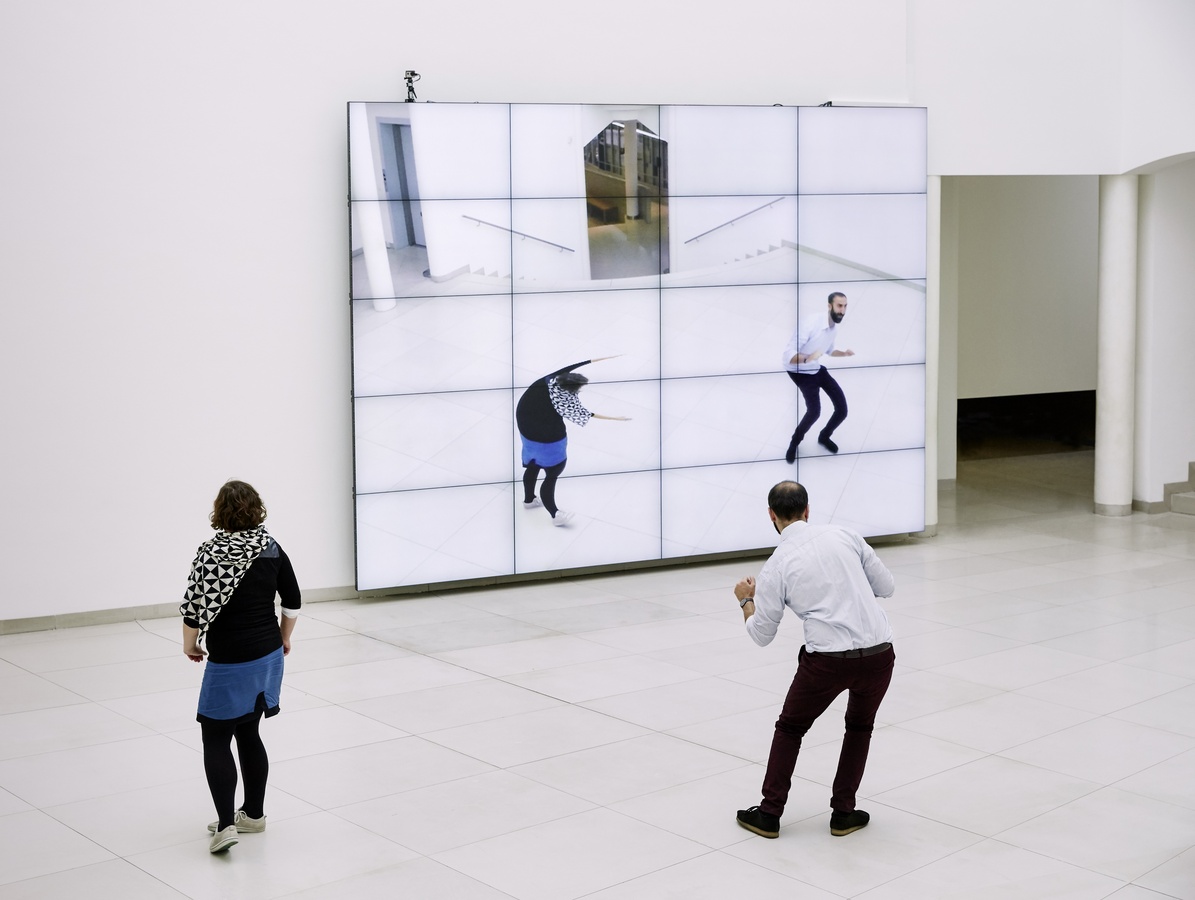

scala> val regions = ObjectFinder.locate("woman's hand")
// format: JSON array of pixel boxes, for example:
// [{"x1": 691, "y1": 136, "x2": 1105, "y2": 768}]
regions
[{"x1": 182, "y1": 623, "x2": 205, "y2": 662}]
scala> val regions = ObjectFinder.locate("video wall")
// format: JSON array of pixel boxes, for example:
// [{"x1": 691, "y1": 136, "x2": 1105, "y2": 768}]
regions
[{"x1": 349, "y1": 102, "x2": 927, "y2": 591}]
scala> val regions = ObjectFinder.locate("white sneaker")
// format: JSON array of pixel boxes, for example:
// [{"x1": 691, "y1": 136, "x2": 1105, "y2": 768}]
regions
[
  {"x1": 208, "y1": 809, "x2": 266, "y2": 833},
  {"x1": 551, "y1": 510, "x2": 574, "y2": 527},
  {"x1": 209, "y1": 824, "x2": 239, "y2": 853},
  {"x1": 523, "y1": 498, "x2": 542, "y2": 509}
]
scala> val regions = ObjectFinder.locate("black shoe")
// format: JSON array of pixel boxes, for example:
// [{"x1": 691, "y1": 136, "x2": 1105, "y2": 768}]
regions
[
  {"x1": 785, "y1": 443, "x2": 798, "y2": 464},
  {"x1": 830, "y1": 809, "x2": 869, "y2": 836},
  {"x1": 736, "y1": 805, "x2": 780, "y2": 838},
  {"x1": 817, "y1": 432, "x2": 839, "y2": 454}
]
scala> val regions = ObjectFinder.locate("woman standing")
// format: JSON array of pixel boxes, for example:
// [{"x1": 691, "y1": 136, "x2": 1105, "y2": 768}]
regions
[
  {"x1": 516, "y1": 357, "x2": 630, "y2": 526},
  {"x1": 180, "y1": 481, "x2": 300, "y2": 853}
]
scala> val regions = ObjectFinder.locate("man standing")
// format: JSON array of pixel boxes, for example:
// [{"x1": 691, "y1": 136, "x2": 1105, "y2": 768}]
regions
[
  {"x1": 783, "y1": 291, "x2": 855, "y2": 461},
  {"x1": 733, "y1": 481, "x2": 895, "y2": 839}
]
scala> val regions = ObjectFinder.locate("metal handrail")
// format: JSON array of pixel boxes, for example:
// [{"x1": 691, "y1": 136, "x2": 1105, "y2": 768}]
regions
[
  {"x1": 683, "y1": 197, "x2": 786, "y2": 244},
  {"x1": 462, "y1": 215, "x2": 575, "y2": 253}
]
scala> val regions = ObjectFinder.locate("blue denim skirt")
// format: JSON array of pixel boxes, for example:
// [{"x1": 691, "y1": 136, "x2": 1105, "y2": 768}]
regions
[
  {"x1": 196, "y1": 646, "x2": 284, "y2": 724},
  {"x1": 521, "y1": 436, "x2": 567, "y2": 467}
]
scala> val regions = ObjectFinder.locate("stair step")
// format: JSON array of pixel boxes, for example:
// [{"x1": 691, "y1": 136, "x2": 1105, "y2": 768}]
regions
[{"x1": 1172, "y1": 491, "x2": 1195, "y2": 515}]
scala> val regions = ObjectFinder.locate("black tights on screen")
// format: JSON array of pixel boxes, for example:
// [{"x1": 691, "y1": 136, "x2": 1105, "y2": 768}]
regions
[
  {"x1": 201, "y1": 711, "x2": 268, "y2": 830},
  {"x1": 523, "y1": 460, "x2": 567, "y2": 516}
]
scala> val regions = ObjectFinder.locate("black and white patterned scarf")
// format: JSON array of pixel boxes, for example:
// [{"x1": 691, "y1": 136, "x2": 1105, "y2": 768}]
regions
[
  {"x1": 179, "y1": 526, "x2": 272, "y2": 635},
  {"x1": 548, "y1": 379, "x2": 592, "y2": 427}
]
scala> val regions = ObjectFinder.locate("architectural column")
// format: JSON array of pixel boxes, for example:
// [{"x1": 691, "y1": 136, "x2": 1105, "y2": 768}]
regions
[
  {"x1": 923, "y1": 175, "x2": 941, "y2": 534},
  {"x1": 1094, "y1": 174, "x2": 1138, "y2": 516},
  {"x1": 623, "y1": 120, "x2": 640, "y2": 219},
  {"x1": 348, "y1": 103, "x2": 398, "y2": 312}
]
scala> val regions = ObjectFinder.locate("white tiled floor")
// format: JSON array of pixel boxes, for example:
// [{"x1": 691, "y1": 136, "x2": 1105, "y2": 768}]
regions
[{"x1": 2, "y1": 450, "x2": 1194, "y2": 898}]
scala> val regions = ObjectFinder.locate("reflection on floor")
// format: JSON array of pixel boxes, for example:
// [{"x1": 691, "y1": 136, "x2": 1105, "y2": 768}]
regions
[
  {"x1": 2, "y1": 451, "x2": 1194, "y2": 898},
  {"x1": 588, "y1": 212, "x2": 667, "y2": 280}
]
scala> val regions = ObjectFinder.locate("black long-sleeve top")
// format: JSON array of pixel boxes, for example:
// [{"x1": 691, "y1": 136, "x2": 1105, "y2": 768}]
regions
[
  {"x1": 516, "y1": 360, "x2": 591, "y2": 442},
  {"x1": 186, "y1": 541, "x2": 301, "y2": 664}
]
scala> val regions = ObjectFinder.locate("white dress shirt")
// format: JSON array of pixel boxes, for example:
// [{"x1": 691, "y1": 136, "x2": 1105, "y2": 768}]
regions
[
  {"x1": 746, "y1": 521, "x2": 894, "y2": 652},
  {"x1": 783, "y1": 314, "x2": 837, "y2": 374}
]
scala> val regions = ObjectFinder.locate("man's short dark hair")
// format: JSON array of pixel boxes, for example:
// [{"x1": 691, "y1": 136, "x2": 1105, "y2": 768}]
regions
[
  {"x1": 828, "y1": 291, "x2": 846, "y2": 304},
  {"x1": 768, "y1": 481, "x2": 808, "y2": 521}
]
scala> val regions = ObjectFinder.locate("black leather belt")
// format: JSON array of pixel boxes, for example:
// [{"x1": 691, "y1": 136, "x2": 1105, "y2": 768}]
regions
[{"x1": 815, "y1": 642, "x2": 892, "y2": 658}]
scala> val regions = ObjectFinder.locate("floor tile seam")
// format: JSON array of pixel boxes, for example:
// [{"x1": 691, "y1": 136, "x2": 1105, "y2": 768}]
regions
[
  {"x1": 34, "y1": 801, "x2": 213, "y2": 863},
  {"x1": 894, "y1": 696, "x2": 1102, "y2": 755},
  {"x1": 1102, "y1": 745, "x2": 1195, "y2": 802},
  {"x1": 494, "y1": 607, "x2": 701, "y2": 634},
  {"x1": 506, "y1": 758, "x2": 755, "y2": 818},
  {"x1": 984, "y1": 785, "x2": 1195, "y2": 868},
  {"x1": 0, "y1": 719, "x2": 168, "y2": 765},
  {"x1": 869, "y1": 747, "x2": 1016, "y2": 801},
  {"x1": 1020, "y1": 675, "x2": 1195, "y2": 720},
  {"x1": 421, "y1": 803, "x2": 700, "y2": 868},
  {"x1": 414, "y1": 711, "x2": 652, "y2": 769},
  {"x1": 571, "y1": 697, "x2": 782, "y2": 737},
  {"x1": 287, "y1": 675, "x2": 482, "y2": 716},
  {"x1": 490, "y1": 672, "x2": 697, "y2": 707},
  {"x1": 970, "y1": 834, "x2": 1136, "y2": 888},
  {"x1": 725, "y1": 804, "x2": 990, "y2": 890},
  {"x1": 583, "y1": 849, "x2": 829, "y2": 898},
  {"x1": 321, "y1": 805, "x2": 481, "y2": 858},
  {"x1": 425, "y1": 645, "x2": 638, "y2": 682},
  {"x1": 0, "y1": 729, "x2": 202, "y2": 777},
  {"x1": 0, "y1": 649, "x2": 184, "y2": 677},
  {"x1": 898, "y1": 636, "x2": 1037, "y2": 674},
  {"x1": 0, "y1": 842, "x2": 121, "y2": 892},
  {"x1": 1131, "y1": 841, "x2": 1195, "y2": 889},
  {"x1": 284, "y1": 760, "x2": 510, "y2": 818},
  {"x1": 653, "y1": 724, "x2": 766, "y2": 768},
  {"x1": 332, "y1": 693, "x2": 532, "y2": 731},
  {"x1": 0, "y1": 627, "x2": 178, "y2": 653},
  {"x1": 0, "y1": 694, "x2": 97, "y2": 726},
  {"x1": 987, "y1": 716, "x2": 1195, "y2": 786},
  {"x1": 263, "y1": 729, "x2": 423, "y2": 764},
  {"x1": 928, "y1": 652, "x2": 1107, "y2": 694}
]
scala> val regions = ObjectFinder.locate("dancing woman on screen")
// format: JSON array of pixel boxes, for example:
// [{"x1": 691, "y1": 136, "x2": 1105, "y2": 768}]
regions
[
  {"x1": 180, "y1": 481, "x2": 300, "y2": 854},
  {"x1": 516, "y1": 357, "x2": 630, "y2": 527}
]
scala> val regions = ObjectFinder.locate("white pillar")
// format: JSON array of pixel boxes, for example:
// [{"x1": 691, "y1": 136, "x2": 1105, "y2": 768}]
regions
[
  {"x1": 1094, "y1": 174, "x2": 1138, "y2": 516},
  {"x1": 623, "y1": 120, "x2": 640, "y2": 220},
  {"x1": 923, "y1": 175, "x2": 941, "y2": 534},
  {"x1": 348, "y1": 103, "x2": 398, "y2": 312}
]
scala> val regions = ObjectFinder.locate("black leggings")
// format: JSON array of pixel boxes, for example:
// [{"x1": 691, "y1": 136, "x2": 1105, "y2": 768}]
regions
[
  {"x1": 523, "y1": 460, "x2": 567, "y2": 516},
  {"x1": 201, "y1": 711, "x2": 268, "y2": 829}
]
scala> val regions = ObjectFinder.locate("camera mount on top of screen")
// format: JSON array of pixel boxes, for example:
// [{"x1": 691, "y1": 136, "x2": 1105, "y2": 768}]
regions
[{"x1": 404, "y1": 70, "x2": 420, "y2": 102}]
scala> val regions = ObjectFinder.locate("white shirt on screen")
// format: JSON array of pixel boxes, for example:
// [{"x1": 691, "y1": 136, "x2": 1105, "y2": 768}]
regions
[{"x1": 783, "y1": 315, "x2": 837, "y2": 374}]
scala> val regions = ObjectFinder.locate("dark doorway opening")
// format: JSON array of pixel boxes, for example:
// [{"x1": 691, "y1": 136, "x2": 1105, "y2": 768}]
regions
[{"x1": 957, "y1": 390, "x2": 1096, "y2": 461}]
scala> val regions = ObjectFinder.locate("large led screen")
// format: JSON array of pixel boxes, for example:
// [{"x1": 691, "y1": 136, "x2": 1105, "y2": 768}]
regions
[{"x1": 349, "y1": 102, "x2": 927, "y2": 590}]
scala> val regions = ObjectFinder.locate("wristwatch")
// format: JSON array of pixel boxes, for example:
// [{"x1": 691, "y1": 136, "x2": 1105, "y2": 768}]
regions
[{"x1": 739, "y1": 595, "x2": 753, "y2": 608}]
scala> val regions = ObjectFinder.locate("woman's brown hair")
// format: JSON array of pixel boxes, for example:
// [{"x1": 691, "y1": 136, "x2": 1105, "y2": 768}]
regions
[{"x1": 210, "y1": 480, "x2": 267, "y2": 532}]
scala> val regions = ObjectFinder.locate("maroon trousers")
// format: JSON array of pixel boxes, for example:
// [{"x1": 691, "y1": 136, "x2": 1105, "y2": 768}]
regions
[{"x1": 760, "y1": 645, "x2": 895, "y2": 817}]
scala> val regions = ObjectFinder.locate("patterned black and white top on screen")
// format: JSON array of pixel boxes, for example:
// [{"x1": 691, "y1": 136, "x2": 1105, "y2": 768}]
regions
[{"x1": 549, "y1": 379, "x2": 593, "y2": 427}]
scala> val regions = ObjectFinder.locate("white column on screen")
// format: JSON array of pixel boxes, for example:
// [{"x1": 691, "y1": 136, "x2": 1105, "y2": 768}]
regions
[
  {"x1": 1094, "y1": 174, "x2": 1137, "y2": 516},
  {"x1": 349, "y1": 103, "x2": 398, "y2": 312},
  {"x1": 624, "y1": 120, "x2": 640, "y2": 220},
  {"x1": 923, "y1": 175, "x2": 941, "y2": 533}
]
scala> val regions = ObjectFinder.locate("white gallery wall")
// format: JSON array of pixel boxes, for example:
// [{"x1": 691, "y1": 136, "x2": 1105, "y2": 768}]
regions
[
  {"x1": 2, "y1": 0, "x2": 1195, "y2": 620},
  {"x1": 1135, "y1": 158, "x2": 1195, "y2": 503},
  {"x1": 952, "y1": 176, "x2": 1100, "y2": 400}
]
